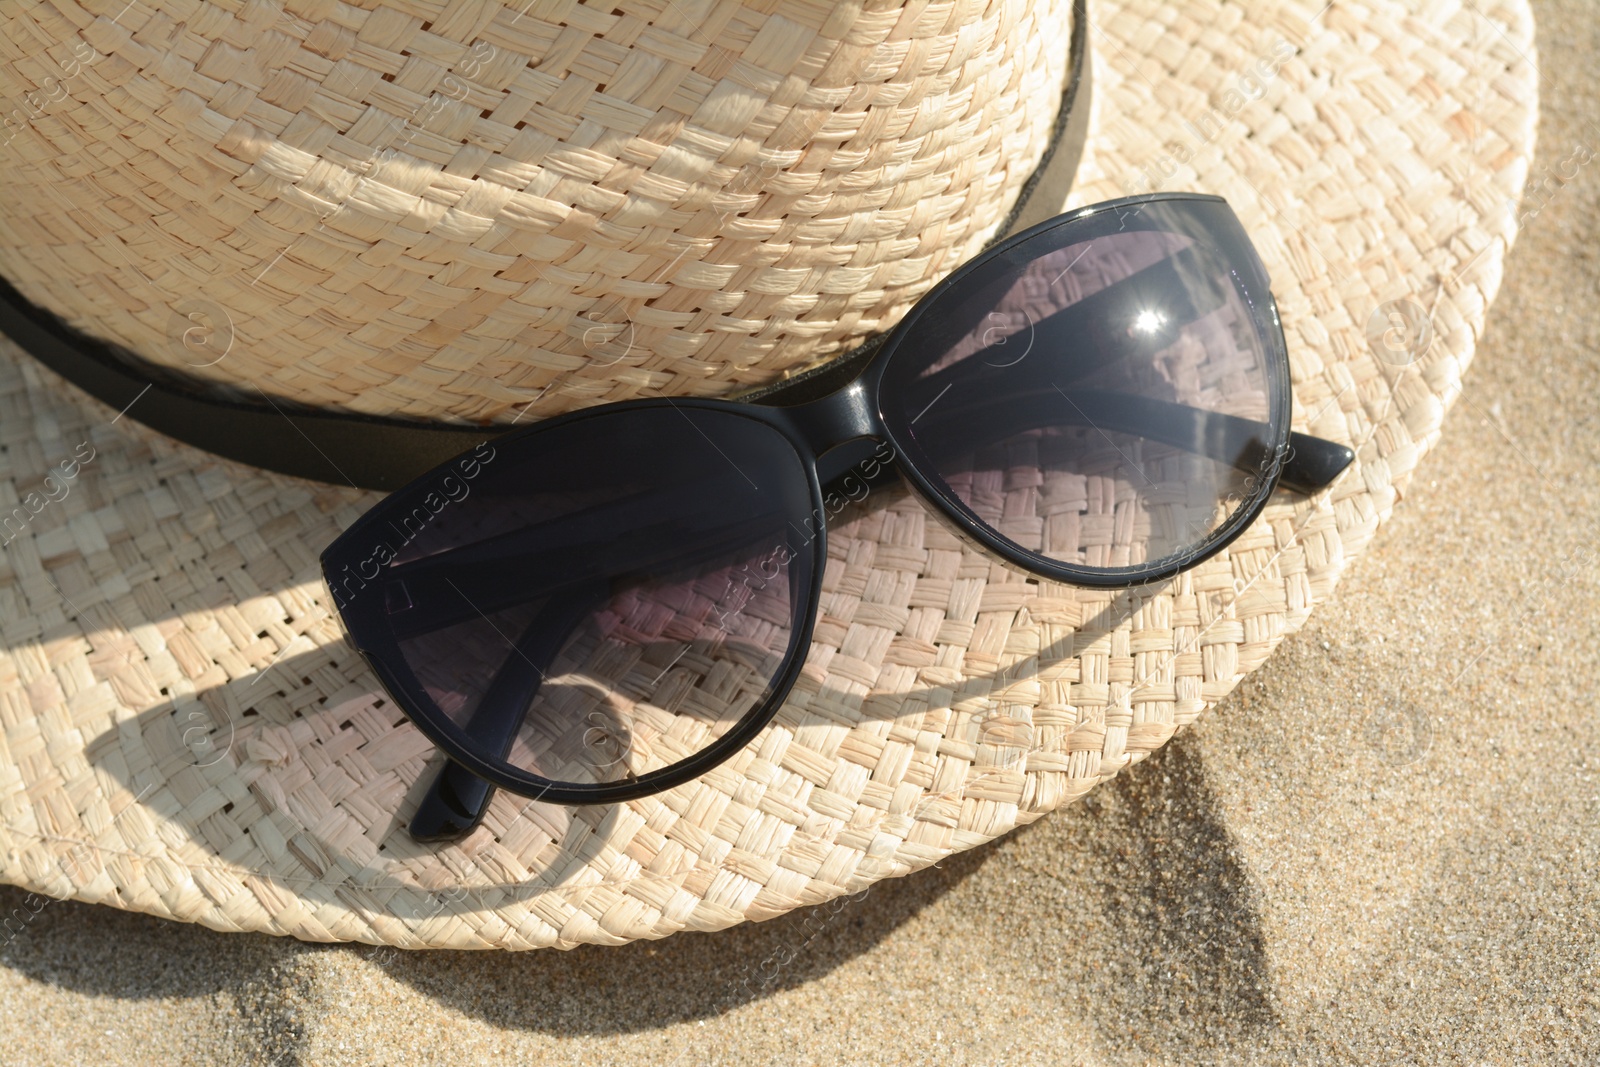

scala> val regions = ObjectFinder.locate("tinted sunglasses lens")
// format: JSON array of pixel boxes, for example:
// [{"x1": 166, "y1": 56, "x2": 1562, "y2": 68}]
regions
[
  {"x1": 887, "y1": 201, "x2": 1284, "y2": 572},
  {"x1": 329, "y1": 407, "x2": 815, "y2": 793}
]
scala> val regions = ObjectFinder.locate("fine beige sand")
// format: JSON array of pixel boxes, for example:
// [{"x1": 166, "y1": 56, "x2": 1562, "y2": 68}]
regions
[{"x1": 3, "y1": 0, "x2": 1598, "y2": 1062}]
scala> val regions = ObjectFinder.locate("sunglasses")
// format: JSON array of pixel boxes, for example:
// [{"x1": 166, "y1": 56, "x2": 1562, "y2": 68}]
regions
[{"x1": 320, "y1": 192, "x2": 1355, "y2": 841}]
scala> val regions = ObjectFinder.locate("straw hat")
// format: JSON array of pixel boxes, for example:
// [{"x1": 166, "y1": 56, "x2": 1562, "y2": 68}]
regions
[{"x1": 0, "y1": 0, "x2": 1536, "y2": 950}]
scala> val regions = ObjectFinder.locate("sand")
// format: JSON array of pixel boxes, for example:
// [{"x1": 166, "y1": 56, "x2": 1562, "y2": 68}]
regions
[{"x1": 2, "y1": 0, "x2": 1598, "y2": 1062}]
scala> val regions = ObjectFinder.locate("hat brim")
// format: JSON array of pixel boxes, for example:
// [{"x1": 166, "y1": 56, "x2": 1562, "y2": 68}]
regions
[{"x1": 0, "y1": 0, "x2": 1537, "y2": 949}]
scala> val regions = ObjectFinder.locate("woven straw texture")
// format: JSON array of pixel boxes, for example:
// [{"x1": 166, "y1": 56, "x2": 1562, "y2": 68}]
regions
[
  {"x1": 0, "y1": 0, "x2": 1537, "y2": 950},
  {"x1": 0, "y1": 0, "x2": 1073, "y2": 422}
]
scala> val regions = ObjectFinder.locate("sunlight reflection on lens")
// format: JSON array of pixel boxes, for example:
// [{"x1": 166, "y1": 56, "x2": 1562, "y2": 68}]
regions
[{"x1": 1133, "y1": 308, "x2": 1166, "y2": 334}]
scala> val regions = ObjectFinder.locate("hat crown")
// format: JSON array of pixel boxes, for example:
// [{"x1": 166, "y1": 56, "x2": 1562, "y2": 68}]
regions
[{"x1": 0, "y1": 0, "x2": 1075, "y2": 423}]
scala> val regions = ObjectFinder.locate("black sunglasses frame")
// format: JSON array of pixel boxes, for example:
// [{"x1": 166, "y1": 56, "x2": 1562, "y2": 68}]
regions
[
  {"x1": 323, "y1": 190, "x2": 1356, "y2": 818},
  {"x1": 330, "y1": 396, "x2": 833, "y2": 811},
  {"x1": 867, "y1": 191, "x2": 1295, "y2": 587}
]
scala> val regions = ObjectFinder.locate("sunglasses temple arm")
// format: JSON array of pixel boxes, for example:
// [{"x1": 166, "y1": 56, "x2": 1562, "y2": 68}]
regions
[
  {"x1": 382, "y1": 497, "x2": 784, "y2": 637},
  {"x1": 409, "y1": 582, "x2": 608, "y2": 841},
  {"x1": 903, "y1": 244, "x2": 1221, "y2": 400},
  {"x1": 898, "y1": 242, "x2": 1359, "y2": 487},
  {"x1": 919, "y1": 388, "x2": 1353, "y2": 491},
  {"x1": 1281, "y1": 430, "x2": 1357, "y2": 492}
]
